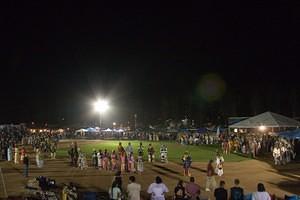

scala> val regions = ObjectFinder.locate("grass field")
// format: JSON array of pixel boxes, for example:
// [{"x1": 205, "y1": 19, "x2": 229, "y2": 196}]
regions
[{"x1": 56, "y1": 140, "x2": 250, "y2": 162}]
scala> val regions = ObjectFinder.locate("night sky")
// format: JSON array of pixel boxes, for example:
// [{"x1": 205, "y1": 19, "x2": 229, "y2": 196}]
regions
[{"x1": 1, "y1": 2, "x2": 300, "y2": 126}]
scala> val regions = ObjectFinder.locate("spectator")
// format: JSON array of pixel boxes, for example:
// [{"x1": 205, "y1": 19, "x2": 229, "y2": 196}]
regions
[
  {"x1": 127, "y1": 176, "x2": 141, "y2": 200},
  {"x1": 205, "y1": 160, "x2": 216, "y2": 192},
  {"x1": 252, "y1": 183, "x2": 271, "y2": 200},
  {"x1": 230, "y1": 179, "x2": 244, "y2": 200},
  {"x1": 174, "y1": 180, "x2": 187, "y2": 200},
  {"x1": 214, "y1": 180, "x2": 228, "y2": 200},
  {"x1": 23, "y1": 154, "x2": 29, "y2": 177},
  {"x1": 109, "y1": 181, "x2": 122, "y2": 200},
  {"x1": 147, "y1": 176, "x2": 169, "y2": 200},
  {"x1": 185, "y1": 177, "x2": 201, "y2": 200}
]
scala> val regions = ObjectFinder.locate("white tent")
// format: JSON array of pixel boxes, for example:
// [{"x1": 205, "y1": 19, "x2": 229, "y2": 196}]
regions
[
  {"x1": 229, "y1": 111, "x2": 300, "y2": 128},
  {"x1": 75, "y1": 128, "x2": 88, "y2": 133}
]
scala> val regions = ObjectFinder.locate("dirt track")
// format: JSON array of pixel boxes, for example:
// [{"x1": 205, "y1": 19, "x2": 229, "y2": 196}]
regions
[{"x1": 0, "y1": 140, "x2": 299, "y2": 199}]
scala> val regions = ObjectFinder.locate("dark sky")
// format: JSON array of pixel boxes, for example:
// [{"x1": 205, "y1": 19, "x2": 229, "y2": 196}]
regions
[{"x1": 1, "y1": 2, "x2": 300, "y2": 126}]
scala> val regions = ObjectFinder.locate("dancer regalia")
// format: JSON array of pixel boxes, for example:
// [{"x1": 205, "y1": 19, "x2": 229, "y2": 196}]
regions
[{"x1": 147, "y1": 144, "x2": 155, "y2": 162}]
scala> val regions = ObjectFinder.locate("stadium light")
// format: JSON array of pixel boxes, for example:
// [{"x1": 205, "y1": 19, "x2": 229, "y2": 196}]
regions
[{"x1": 93, "y1": 98, "x2": 110, "y2": 129}]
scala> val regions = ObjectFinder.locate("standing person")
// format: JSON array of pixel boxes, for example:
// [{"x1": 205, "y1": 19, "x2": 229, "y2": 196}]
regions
[
  {"x1": 120, "y1": 151, "x2": 126, "y2": 173},
  {"x1": 182, "y1": 151, "x2": 192, "y2": 176},
  {"x1": 137, "y1": 142, "x2": 144, "y2": 157},
  {"x1": 214, "y1": 181, "x2": 228, "y2": 200},
  {"x1": 97, "y1": 149, "x2": 103, "y2": 170},
  {"x1": 137, "y1": 148, "x2": 144, "y2": 174},
  {"x1": 103, "y1": 149, "x2": 110, "y2": 171},
  {"x1": 147, "y1": 176, "x2": 169, "y2": 200},
  {"x1": 174, "y1": 180, "x2": 187, "y2": 200},
  {"x1": 35, "y1": 148, "x2": 41, "y2": 168},
  {"x1": 215, "y1": 152, "x2": 224, "y2": 176},
  {"x1": 128, "y1": 152, "x2": 135, "y2": 172},
  {"x1": 68, "y1": 146, "x2": 75, "y2": 166},
  {"x1": 230, "y1": 179, "x2": 244, "y2": 200},
  {"x1": 23, "y1": 154, "x2": 29, "y2": 177},
  {"x1": 7, "y1": 145, "x2": 12, "y2": 161},
  {"x1": 92, "y1": 149, "x2": 98, "y2": 169},
  {"x1": 127, "y1": 176, "x2": 141, "y2": 200},
  {"x1": 14, "y1": 146, "x2": 19, "y2": 164},
  {"x1": 125, "y1": 142, "x2": 134, "y2": 157},
  {"x1": 109, "y1": 181, "x2": 122, "y2": 200},
  {"x1": 111, "y1": 150, "x2": 117, "y2": 171},
  {"x1": 272, "y1": 145, "x2": 280, "y2": 165},
  {"x1": 252, "y1": 183, "x2": 271, "y2": 200},
  {"x1": 147, "y1": 144, "x2": 155, "y2": 163},
  {"x1": 118, "y1": 142, "x2": 125, "y2": 156},
  {"x1": 185, "y1": 177, "x2": 201, "y2": 200},
  {"x1": 50, "y1": 143, "x2": 56, "y2": 159},
  {"x1": 205, "y1": 160, "x2": 216, "y2": 192},
  {"x1": 20, "y1": 147, "x2": 26, "y2": 163}
]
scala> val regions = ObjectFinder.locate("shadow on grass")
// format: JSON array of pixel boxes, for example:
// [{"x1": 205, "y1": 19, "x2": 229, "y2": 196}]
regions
[{"x1": 153, "y1": 164, "x2": 179, "y2": 174}]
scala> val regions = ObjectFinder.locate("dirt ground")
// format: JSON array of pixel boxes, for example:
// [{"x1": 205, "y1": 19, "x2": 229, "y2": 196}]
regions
[{"x1": 0, "y1": 139, "x2": 299, "y2": 199}]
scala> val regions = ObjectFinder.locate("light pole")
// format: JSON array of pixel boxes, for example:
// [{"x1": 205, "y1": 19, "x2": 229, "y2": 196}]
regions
[{"x1": 93, "y1": 99, "x2": 109, "y2": 130}]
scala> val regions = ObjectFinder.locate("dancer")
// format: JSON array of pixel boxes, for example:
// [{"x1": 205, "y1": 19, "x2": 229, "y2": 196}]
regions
[
  {"x1": 182, "y1": 151, "x2": 192, "y2": 177},
  {"x1": 92, "y1": 149, "x2": 98, "y2": 169},
  {"x1": 97, "y1": 149, "x2": 103, "y2": 169},
  {"x1": 147, "y1": 143, "x2": 155, "y2": 163},
  {"x1": 120, "y1": 151, "x2": 126, "y2": 173},
  {"x1": 14, "y1": 146, "x2": 19, "y2": 164},
  {"x1": 103, "y1": 149, "x2": 110, "y2": 171},
  {"x1": 215, "y1": 151, "x2": 224, "y2": 176},
  {"x1": 137, "y1": 146, "x2": 144, "y2": 174},
  {"x1": 111, "y1": 150, "x2": 117, "y2": 171},
  {"x1": 128, "y1": 152, "x2": 135, "y2": 172}
]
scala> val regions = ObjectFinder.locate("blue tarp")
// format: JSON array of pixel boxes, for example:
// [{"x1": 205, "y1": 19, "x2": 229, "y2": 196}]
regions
[{"x1": 278, "y1": 129, "x2": 300, "y2": 139}]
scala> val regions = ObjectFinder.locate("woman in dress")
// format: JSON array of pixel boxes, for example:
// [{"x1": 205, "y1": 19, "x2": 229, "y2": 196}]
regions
[
  {"x1": 97, "y1": 149, "x2": 103, "y2": 170},
  {"x1": 14, "y1": 146, "x2": 19, "y2": 164},
  {"x1": 120, "y1": 151, "x2": 126, "y2": 173},
  {"x1": 137, "y1": 149, "x2": 144, "y2": 174},
  {"x1": 111, "y1": 150, "x2": 117, "y2": 171},
  {"x1": 128, "y1": 152, "x2": 135, "y2": 172},
  {"x1": 103, "y1": 149, "x2": 110, "y2": 171}
]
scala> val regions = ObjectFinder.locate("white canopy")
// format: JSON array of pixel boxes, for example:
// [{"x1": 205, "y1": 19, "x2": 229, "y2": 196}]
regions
[
  {"x1": 75, "y1": 128, "x2": 88, "y2": 133},
  {"x1": 229, "y1": 111, "x2": 300, "y2": 128}
]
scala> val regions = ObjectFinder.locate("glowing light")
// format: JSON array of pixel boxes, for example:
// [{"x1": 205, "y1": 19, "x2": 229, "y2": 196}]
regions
[
  {"x1": 93, "y1": 99, "x2": 109, "y2": 113},
  {"x1": 234, "y1": 128, "x2": 238, "y2": 133},
  {"x1": 259, "y1": 125, "x2": 266, "y2": 132},
  {"x1": 113, "y1": 122, "x2": 116, "y2": 126}
]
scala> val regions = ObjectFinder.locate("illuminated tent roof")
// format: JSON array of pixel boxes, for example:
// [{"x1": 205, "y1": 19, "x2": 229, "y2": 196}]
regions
[{"x1": 229, "y1": 111, "x2": 300, "y2": 128}]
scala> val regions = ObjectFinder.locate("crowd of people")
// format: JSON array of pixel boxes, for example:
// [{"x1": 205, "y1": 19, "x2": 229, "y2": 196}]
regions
[
  {"x1": 178, "y1": 133, "x2": 219, "y2": 145},
  {"x1": 68, "y1": 142, "x2": 155, "y2": 173},
  {"x1": 106, "y1": 172, "x2": 275, "y2": 200}
]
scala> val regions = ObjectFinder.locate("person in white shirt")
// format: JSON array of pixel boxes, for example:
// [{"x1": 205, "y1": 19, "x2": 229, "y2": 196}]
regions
[
  {"x1": 272, "y1": 146, "x2": 280, "y2": 165},
  {"x1": 147, "y1": 176, "x2": 169, "y2": 200},
  {"x1": 252, "y1": 183, "x2": 271, "y2": 200},
  {"x1": 127, "y1": 176, "x2": 141, "y2": 200},
  {"x1": 109, "y1": 181, "x2": 122, "y2": 200}
]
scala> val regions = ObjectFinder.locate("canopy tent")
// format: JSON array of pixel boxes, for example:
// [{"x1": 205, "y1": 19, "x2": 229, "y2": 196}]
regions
[
  {"x1": 278, "y1": 129, "x2": 300, "y2": 139},
  {"x1": 86, "y1": 127, "x2": 98, "y2": 132},
  {"x1": 103, "y1": 128, "x2": 112, "y2": 132},
  {"x1": 75, "y1": 128, "x2": 88, "y2": 133},
  {"x1": 229, "y1": 111, "x2": 300, "y2": 129}
]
